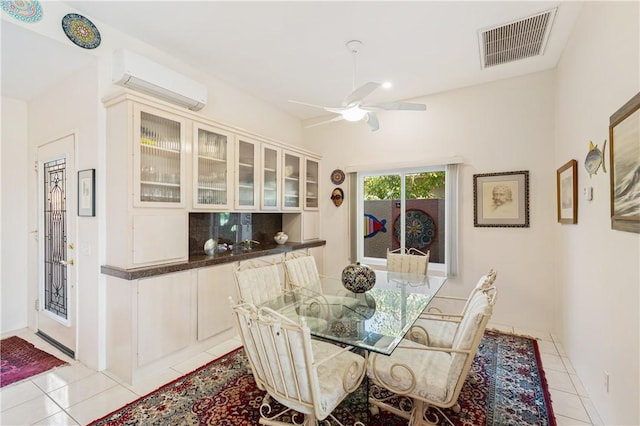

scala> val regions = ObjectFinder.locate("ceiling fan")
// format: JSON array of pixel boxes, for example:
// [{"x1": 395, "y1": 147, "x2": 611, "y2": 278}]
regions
[{"x1": 289, "y1": 40, "x2": 426, "y2": 132}]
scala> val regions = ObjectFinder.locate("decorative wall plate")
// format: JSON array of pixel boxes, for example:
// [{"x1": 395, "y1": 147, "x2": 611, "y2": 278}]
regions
[
  {"x1": 61, "y1": 13, "x2": 101, "y2": 49},
  {"x1": 393, "y1": 208, "x2": 436, "y2": 250},
  {"x1": 1, "y1": 0, "x2": 43, "y2": 23},
  {"x1": 331, "y1": 169, "x2": 345, "y2": 185}
]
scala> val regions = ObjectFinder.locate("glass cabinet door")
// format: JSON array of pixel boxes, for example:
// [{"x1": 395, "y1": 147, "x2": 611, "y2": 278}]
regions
[
  {"x1": 282, "y1": 152, "x2": 301, "y2": 210},
  {"x1": 235, "y1": 137, "x2": 259, "y2": 209},
  {"x1": 261, "y1": 144, "x2": 281, "y2": 210},
  {"x1": 305, "y1": 158, "x2": 319, "y2": 210},
  {"x1": 135, "y1": 107, "x2": 185, "y2": 207},
  {"x1": 193, "y1": 124, "x2": 233, "y2": 209}
]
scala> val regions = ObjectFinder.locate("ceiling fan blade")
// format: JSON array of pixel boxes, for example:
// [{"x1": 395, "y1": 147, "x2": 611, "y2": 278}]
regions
[
  {"x1": 305, "y1": 115, "x2": 345, "y2": 129},
  {"x1": 288, "y1": 99, "x2": 332, "y2": 110},
  {"x1": 363, "y1": 101, "x2": 427, "y2": 111},
  {"x1": 365, "y1": 112, "x2": 379, "y2": 132},
  {"x1": 343, "y1": 82, "x2": 381, "y2": 106}
]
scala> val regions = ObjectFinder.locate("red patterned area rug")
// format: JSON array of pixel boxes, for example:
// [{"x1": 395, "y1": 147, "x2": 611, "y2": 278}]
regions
[
  {"x1": 0, "y1": 336, "x2": 68, "y2": 388},
  {"x1": 90, "y1": 330, "x2": 556, "y2": 425}
]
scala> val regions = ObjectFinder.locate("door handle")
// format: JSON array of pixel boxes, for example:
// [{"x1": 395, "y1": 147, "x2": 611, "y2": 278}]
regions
[{"x1": 60, "y1": 259, "x2": 74, "y2": 266}]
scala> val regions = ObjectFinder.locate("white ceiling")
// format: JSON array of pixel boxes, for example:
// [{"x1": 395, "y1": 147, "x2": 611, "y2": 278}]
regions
[{"x1": 2, "y1": 1, "x2": 584, "y2": 120}]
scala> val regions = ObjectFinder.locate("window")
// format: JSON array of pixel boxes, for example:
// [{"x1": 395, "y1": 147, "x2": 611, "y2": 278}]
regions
[{"x1": 355, "y1": 164, "x2": 458, "y2": 275}]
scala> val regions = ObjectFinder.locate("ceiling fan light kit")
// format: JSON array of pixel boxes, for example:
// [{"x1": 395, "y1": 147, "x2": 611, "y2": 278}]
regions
[{"x1": 289, "y1": 40, "x2": 426, "y2": 132}]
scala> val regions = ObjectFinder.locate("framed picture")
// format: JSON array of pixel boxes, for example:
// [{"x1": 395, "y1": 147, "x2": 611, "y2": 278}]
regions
[
  {"x1": 473, "y1": 170, "x2": 529, "y2": 227},
  {"x1": 609, "y1": 92, "x2": 640, "y2": 233},
  {"x1": 78, "y1": 169, "x2": 95, "y2": 217},
  {"x1": 557, "y1": 159, "x2": 577, "y2": 224}
]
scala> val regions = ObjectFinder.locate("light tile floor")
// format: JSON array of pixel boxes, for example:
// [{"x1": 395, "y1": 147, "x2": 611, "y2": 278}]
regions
[{"x1": 1, "y1": 325, "x2": 604, "y2": 426}]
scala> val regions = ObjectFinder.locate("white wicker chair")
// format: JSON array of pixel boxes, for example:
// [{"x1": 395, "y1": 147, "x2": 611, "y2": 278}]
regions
[
  {"x1": 407, "y1": 270, "x2": 497, "y2": 348},
  {"x1": 386, "y1": 248, "x2": 430, "y2": 275},
  {"x1": 233, "y1": 259, "x2": 284, "y2": 305},
  {"x1": 367, "y1": 287, "x2": 497, "y2": 426},
  {"x1": 284, "y1": 251, "x2": 360, "y2": 317},
  {"x1": 232, "y1": 302, "x2": 367, "y2": 425},
  {"x1": 283, "y1": 250, "x2": 322, "y2": 293}
]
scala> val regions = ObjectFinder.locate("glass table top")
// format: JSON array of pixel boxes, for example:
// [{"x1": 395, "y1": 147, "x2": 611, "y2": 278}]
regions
[{"x1": 260, "y1": 270, "x2": 447, "y2": 355}]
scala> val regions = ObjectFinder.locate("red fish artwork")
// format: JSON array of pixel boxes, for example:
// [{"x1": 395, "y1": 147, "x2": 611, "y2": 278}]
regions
[{"x1": 364, "y1": 213, "x2": 387, "y2": 238}]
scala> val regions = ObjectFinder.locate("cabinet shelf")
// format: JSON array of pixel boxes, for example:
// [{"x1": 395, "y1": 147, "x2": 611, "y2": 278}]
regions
[
  {"x1": 141, "y1": 181, "x2": 180, "y2": 188},
  {"x1": 140, "y1": 141, "x2": 180, "y2": 155},
  {"x1": 197, "y1": 155, "x2": 226, "y2": 162}
]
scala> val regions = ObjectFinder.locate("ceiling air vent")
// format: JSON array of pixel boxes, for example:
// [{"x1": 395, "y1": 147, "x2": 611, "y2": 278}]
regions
[{"x1": 479, "y1": 8, "x2": 557, "y2": 69}]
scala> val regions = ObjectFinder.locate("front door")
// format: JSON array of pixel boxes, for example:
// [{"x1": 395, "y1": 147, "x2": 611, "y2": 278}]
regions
[{"x1": 36, "y1": 134, "x2": 76, "y2": 357}]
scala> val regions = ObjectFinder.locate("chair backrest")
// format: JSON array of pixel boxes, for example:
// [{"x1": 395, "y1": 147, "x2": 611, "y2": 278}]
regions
[
  {"x1": 232, "y1": 303, "x2": 320, "y2": 417},
  {"x1": 386, "y1": 248, "x2": 430, "y2": 275},
  {"x1": 446, "y1": 287, "x2": 497, "y2": 399},
  {"x1": 284, "y1": 253, "x2": 321, "y2": 293},
  {"x1": 457, "y1": 269, "x2": 498, "y2": 315},
  {"x1": 234, "y1": 260, "x2": 283, "y2": 305}
]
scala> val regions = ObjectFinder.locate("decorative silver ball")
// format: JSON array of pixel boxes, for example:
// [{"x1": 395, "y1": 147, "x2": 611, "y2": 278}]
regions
[{"x1": 341, "y1": 262, "x2": 376, "y2": 293}]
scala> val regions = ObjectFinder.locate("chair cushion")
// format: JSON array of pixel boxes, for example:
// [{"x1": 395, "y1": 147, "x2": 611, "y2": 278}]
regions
[
  {"x1": 410, "y1": 318, "x2": 457, "y2": 347},
  {"x1": 368, "y1": 339, "x2": 452, "y2": 403}
]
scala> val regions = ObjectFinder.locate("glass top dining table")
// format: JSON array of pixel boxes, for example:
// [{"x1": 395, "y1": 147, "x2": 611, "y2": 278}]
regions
[{"x1": 260, "y1": 270, "x2": 447, "y2": 355}]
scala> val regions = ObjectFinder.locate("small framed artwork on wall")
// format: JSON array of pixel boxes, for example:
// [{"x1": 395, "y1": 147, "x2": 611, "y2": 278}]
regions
[
  {"x1": 78, "y1": 169, "x2": 95, "y2": 217},
  {"x1": 557, "y1": 159, "x2": 577, "y2": 224},
  {"x1": 473, "y1": 170, "x2": 530, "y2": 227}
]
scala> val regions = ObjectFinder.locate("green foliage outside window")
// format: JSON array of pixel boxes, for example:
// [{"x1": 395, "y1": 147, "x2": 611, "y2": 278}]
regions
[{"x1": 364, "y1": 172, "x2": 445, "y2": 200}]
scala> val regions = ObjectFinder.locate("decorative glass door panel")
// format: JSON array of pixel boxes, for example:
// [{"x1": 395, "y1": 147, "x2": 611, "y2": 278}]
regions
[
  {"x1": 135, "y1": 108, "x2": 185, "y2": 207},
  {"x1": 235, "y1": 138, "x2": 258, "y2": 209},
  {"x1": 194, "y1": 124, "x2": 232, "y2": 209},
  {"x1": 283, "y1": 152, "x2": 301, "y2": 210},
  {"x1": 43, "y1": 158, "x2": 69, "y2": 320},
  {"x1": 305, "y1": 158, "x2": 319, "y2": 210},
  {"x1": 261, "y1": 144, "x2": 281, "y2": 210}
]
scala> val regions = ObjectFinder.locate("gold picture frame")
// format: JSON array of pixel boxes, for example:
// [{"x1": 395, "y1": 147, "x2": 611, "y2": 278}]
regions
[
  {"x1": 473, "y1": 170, "x2": 530, "y2": 227},
  {"x1": 609, "y1": 92, "x2": 640, "y2": 233},
  {"x1": 557, "y1": 160, "x2": 577, "y2": 224}
]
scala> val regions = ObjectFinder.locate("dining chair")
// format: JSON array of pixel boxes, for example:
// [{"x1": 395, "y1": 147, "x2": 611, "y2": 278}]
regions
[
  {"x1": 407, "y1": 270, "x2": 497, "y2": 348},
  {"x1": 233, "y1": 259, "x2": 284, "y2": 305},
  {"x1": 232, "y1": 302, "x2": 367, "y2": 425},
  {"x1": 367, "y1": 287, "x2": 497, "y2": 426},
  {"x1": 283, "y1": 249, "x2": 322, "y2": 293},
  {"x1": 386, "y1": 247, "x2": 430, "y2": 275}
]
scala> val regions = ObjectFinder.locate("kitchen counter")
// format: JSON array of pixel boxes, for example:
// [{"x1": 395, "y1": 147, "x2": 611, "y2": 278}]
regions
[{"x1": 101, "y1": 240, "x2": 326, "y2": 280}]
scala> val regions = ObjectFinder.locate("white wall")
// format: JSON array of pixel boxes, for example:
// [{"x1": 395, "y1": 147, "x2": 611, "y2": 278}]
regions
[
  {"x1": 554, "y1": 2, "x2": 639, "y2": 424},
  {"x1": 1, "y1": 98, "x2": 29, "y2": 333},
  {"x1": 303, "y1": 70, "x2": 559, "y2": 332}
]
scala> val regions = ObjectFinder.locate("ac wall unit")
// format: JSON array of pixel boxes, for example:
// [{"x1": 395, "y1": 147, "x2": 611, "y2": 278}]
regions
[{"x1": 112, "y1": 49, "x2": 207, "y2": 111}]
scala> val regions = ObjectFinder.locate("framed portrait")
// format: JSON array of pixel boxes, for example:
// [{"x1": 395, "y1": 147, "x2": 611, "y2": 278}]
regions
[
  {"x1": 557, "y1": 159, "x2": 577, "y2": 224},
  {"x1": 609, "y1": 92, "x2": 640, "y2": 233},
  {"x1": 78, "y1": 169, "x2": 95, "y2": 217},
  {"x1": 473, "y1": 170, "x2": 529, "y2": 227}
]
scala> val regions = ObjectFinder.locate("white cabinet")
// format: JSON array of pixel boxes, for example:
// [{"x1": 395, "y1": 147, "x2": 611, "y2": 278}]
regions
[
  {"x1": 105, "y1": 93, "x2": 189, "y2": 268},
  {"x1": 134, "y1": 104, "x2": 187, "y2": 208},
  {"x1": 137, "y1": 272, "x2": 192, "y2": 365},
  {"x1": 304, "y1": 157, "x2": 320, "y2": 210},
  {"x1": 282, "y1": 151, "x2": 302, "y2": 211},
  {"x1": 261, "y1": 144, "x2": 281, "y2": 210},
  {"x1": 193, "y1": 123, "x2": 234, "y2": 209},
  {"x1": 235, "y1": 137, "x2": 260, "y2": 210},
  {"x1": 197, "y1": 263, "x2": 236, "y2": 341}
]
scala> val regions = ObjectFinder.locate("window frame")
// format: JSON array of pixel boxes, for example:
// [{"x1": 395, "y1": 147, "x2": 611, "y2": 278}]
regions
[{"x1": 355, "y1": 164, "x2": 458, "y2": 275}]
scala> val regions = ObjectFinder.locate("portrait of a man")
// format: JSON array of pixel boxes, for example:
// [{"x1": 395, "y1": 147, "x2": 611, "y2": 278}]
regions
[{"x1": 483, "y1": 181, "x2": 519, "y2": 219}]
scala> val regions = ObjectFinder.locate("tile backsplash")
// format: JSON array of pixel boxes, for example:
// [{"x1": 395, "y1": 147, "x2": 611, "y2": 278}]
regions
[{"x1": 189, "y1": 212, "x2": 283, "y2": 256}]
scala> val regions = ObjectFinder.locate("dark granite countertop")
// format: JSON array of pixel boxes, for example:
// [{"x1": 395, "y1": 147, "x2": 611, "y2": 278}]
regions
[{"x1": 101, "y1": 240, "x2": 326, "y2": 280}]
